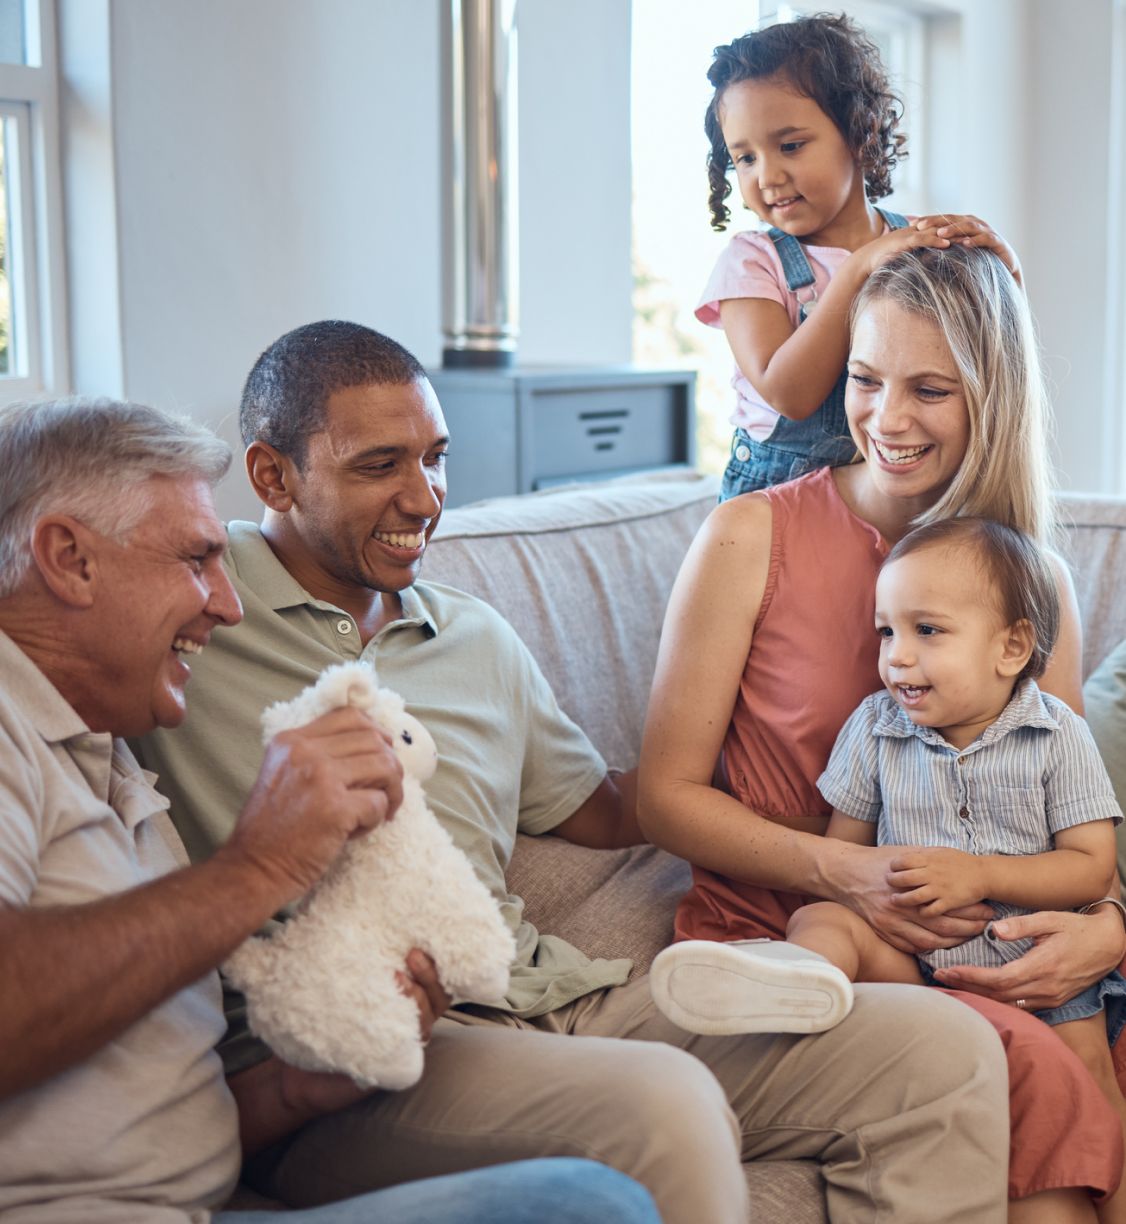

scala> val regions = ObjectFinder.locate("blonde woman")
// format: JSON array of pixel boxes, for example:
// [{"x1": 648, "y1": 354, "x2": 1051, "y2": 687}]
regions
[{"x1": 640, "y1": 246, "x2": 1126, "y2": 1223}]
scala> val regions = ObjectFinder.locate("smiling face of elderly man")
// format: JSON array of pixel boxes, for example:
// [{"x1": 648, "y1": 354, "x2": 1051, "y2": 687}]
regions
[
  {"x1": 0, "y1": 398, "x2": 242, "y2": 738},
  {"x1": 68, "y1": 474, "x2": 243, "y2": 737}
]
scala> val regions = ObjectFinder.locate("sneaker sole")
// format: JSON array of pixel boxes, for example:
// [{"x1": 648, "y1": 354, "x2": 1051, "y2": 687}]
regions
[{"x1": 649, "y1": 940, "x2": 854, "y2": 1035}]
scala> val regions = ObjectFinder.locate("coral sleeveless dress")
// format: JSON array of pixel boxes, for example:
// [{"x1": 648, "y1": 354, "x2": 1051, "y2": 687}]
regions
[
  {"x1": 676, "y1": 465, "x2": 885, "y2": 943},
  {"x1": 672, "y1": 465, "x2": 1122, "y2": 1200}
]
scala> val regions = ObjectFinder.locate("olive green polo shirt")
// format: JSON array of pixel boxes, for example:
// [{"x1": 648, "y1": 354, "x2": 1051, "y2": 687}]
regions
[{"x1": 137, "y1": 522, "x2": 631, "y2": 1069}]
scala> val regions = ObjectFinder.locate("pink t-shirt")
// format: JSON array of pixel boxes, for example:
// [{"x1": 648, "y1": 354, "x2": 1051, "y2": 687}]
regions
[{"x1": 697, "y1": 229, "x2": 852, "y2": 438}]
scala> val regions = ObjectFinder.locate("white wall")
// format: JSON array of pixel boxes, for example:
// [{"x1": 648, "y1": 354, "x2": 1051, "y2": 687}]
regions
[
  {"x1": 57, "y1": 0, "x2": 1124, "y2": 510},
  {"x1": 1023, "y1": 0, "x2": 1117, "y2": 494},
  {"x1": 910, "y1": 0, "x2": 1117, "y2": 493},
  {"x1": 59, "y1": 0, "x2": 633, "y2": 520}
]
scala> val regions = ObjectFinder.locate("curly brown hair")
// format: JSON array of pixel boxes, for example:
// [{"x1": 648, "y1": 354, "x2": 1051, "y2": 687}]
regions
[{"x1": 705, "y1": 12, "x2": 907, "y2": 231}]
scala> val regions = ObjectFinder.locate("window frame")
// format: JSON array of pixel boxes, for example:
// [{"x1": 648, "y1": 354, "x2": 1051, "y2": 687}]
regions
[
  {"x1": 0, "y1": 0, "x2": 68, "y2": 403},
  {"x1": 1107, "y1": 0, "x2": 1126, "y2": 493}
]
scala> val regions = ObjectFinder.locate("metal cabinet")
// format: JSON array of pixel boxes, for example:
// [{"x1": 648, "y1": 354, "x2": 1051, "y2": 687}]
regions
[{"x1": 427, "y1": 366, "x2": 696, "y2": 507}]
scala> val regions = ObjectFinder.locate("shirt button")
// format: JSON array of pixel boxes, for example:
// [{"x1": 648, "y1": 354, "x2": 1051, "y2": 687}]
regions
[
  {"x1": 734, "y1": 444, "x2": 751, "y2": 462},
  {"x1": 959, "y1": 806, "x2": 969, "y2": 819},
  {"x1": 336, "y1": 619, "x2": 353, "y2": 635}
]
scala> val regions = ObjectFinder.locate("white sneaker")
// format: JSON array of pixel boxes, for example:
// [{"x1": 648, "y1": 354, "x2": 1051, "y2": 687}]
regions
[{"x1": 649, "y1": 939, "x2": 854, "y2": 1035}]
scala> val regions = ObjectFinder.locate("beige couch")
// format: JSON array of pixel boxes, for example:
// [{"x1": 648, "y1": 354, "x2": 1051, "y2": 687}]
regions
[{"x1": 422, "y1": 472, "x2": 1126, "y2": 1223}]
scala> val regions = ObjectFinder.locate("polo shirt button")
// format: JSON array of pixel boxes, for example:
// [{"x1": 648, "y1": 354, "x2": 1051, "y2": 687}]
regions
[
  {"x1": 735, "y1": 444, "x2": 751, "y2": 462},
  {"x1": 959, "y1": 806, "x2": 969, "y2": 818},
  {"x1": 336, "y1": 619, "x2": 353, "y2": 635}
]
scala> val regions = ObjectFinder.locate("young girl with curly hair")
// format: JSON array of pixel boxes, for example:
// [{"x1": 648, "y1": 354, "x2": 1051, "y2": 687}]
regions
[{"x1": 699, "y1": 13, "x2": 1023, "y2": 498}]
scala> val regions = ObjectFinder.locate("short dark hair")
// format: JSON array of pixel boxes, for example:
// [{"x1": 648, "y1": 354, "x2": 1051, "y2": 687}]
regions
[
  {"x1": 705, "y1": 12, "x2": 907, "y2": 231},
  {"x1": 239, "y1": 320, "x2": 427, "y2": 468},
  {"x1": 884, "y1": 518, "x2": 1060, "y2": 681}
]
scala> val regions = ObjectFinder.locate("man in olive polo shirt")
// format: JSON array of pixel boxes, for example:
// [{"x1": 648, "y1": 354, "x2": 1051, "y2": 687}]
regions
[{"x1": 137, "y1": 321, "x2": 1012, "y2": 1224}]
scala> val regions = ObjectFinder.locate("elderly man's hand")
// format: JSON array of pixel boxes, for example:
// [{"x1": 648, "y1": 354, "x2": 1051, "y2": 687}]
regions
[{"x1": 227, "y1": 707, "x2": 404, "y2": 904}]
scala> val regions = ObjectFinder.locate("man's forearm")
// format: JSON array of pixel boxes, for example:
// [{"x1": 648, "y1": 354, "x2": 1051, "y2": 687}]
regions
[
  {"x1": 552, "y1": 772, "x2": 647, "y2": 849},
  {"x1": 0, "y1": 846, "x2": 282, "y2": 1099}
]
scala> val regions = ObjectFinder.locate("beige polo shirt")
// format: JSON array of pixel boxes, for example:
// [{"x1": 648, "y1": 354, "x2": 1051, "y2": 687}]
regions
[
  {"x1": 0, "y1": 632, "x2": 239, "y2": 1222},
  {"x1": 137, "y1": 522, "x2": 632, "y2": 1071}
]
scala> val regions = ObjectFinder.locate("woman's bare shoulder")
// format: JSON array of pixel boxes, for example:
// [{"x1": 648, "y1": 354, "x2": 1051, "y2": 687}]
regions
[{"x1": 701, "y1": 490, "x2": 774, "y2": 550}]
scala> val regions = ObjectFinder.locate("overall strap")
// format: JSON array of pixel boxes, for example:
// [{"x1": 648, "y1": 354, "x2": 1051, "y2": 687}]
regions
[
  {"x1": 768, "y1": 208, "x2": 908, "y2": 291},
  {"x1": 766, "y1": 227, "x2": 815, "y2": 292},
  {"x1": 876, "y1": 207, "x2": 909, "y2": 230},
  {"x1": 768, "y1": 210, "x2": 909, "y2": 319}
]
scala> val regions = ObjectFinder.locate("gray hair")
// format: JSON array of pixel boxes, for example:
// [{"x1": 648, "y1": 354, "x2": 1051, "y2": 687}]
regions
[{"x1": 0, "y1": 397, "x2": 231, "y2": 598}]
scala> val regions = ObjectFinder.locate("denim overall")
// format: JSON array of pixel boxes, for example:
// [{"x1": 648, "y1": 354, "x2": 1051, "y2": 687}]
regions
[{"x1": 719, "y1": 208, "x2": 909, "y2": 501}]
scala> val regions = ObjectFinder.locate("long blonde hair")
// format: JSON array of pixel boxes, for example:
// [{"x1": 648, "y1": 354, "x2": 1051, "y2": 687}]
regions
[{"x1": 851, "y1": 246, "x2": 1053, "y2": 543}]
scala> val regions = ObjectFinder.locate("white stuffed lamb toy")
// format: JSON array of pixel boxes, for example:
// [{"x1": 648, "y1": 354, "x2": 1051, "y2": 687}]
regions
[{"x1": 224, "y1": 661, "x2": 516, "y2": 1090}]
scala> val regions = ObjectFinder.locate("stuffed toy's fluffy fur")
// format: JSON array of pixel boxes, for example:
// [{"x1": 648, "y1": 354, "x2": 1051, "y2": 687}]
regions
[{"x1": 224, "y1": 662, "x2": 516, "y2": 1090}]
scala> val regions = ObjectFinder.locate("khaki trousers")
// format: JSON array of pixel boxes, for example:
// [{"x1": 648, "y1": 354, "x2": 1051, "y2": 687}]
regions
[{"x1": 245, "y1": 978, "x2": 1009, "y2": 1223}]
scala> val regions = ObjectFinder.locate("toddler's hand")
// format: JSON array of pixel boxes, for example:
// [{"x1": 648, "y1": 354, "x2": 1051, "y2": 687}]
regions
[
  {"x1": 885, "y1": 846, "x2": 986, "y2": 916},
  {"x1": 913, "y1": 213, "x2": 1023, "y2": 286}
]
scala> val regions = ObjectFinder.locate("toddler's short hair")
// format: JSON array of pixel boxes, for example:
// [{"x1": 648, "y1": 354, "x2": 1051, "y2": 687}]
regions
[{"x1": 883, "y1": 518, "x2": 1060, "y2": 681}]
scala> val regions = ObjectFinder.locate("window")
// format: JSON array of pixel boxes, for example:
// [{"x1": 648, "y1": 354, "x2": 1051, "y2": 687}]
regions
[
  {"x1": 1108, "y1": 0, "x2": 1126, "y2": 492},
  {"x1": 0, "y1": 0, "x2": 67, "y2": 402}
]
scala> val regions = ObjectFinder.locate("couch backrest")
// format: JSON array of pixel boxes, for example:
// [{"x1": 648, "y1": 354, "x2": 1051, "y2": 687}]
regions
[
  {"x1": 424, "y1": 479, "x2": 1126, "y2": 770},
  {"x1": 425, "y1": 473, "x2": 718, "y2": 769},
  {"x1": 1056, "y1": 492, "x2": 1126, "y2": 680}
]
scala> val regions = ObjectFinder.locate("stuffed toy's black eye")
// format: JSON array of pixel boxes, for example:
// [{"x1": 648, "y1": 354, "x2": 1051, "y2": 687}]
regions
[{"x1": 401, "y1": 730, "x2": 413, "y2": 745}]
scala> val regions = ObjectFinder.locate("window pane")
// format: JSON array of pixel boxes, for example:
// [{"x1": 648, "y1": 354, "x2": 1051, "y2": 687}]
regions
[
  {"x1": 0, "y1": 0, "x2": 25, "y2": 66},
  {"x1": 631, "y1": 0, "x2": 762, "y2": 475},
  {"x1": 0, "y1": 120, "x2": 14, "y2": 376}
]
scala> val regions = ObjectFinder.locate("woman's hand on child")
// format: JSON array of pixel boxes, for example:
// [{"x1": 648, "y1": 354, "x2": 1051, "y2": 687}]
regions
[
  {"x1": 885, "y1": 847, "x2": 987, "y2": 916},
  {"x1": 913, "y1": 214, "x2": 1023, "y2": 286},
  {"x1": 832, "y1": 843, "x2": 990, "y2": 953},
  {"x1": 931, "y1": 908, "x2": 1126, "y2": 1008}
]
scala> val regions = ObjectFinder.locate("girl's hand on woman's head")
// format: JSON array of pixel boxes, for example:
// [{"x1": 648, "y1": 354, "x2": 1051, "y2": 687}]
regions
[
  {"x1": 931, "y1": 907, "x2": 1126, "y2": 1009},
  {"x1": 912, "y1": 214, "x2": 1023, "y2": 287},
  {"x1": 854, "y1": 222, "x2": 951, "y2": 279}
]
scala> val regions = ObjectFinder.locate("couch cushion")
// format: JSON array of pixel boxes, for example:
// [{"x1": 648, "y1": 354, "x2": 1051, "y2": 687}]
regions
[
  {"x1": 1056, "y1": 493, "x2": 1126, "y2": 680},
  {"x1": 507, "y1": 834, "x2": 691, "y2": 978},
  {"x1": 1083, "y1": 640, "x2": 1126, "y2": 892},
  {"x1": 426, "y1": 473, "x2": 719, "y2": 769}
]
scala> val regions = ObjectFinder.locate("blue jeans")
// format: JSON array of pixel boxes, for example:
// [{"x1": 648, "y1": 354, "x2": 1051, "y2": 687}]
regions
[{"x1": 216, "y1": 1157, "x2": 660, "y2": 1223}]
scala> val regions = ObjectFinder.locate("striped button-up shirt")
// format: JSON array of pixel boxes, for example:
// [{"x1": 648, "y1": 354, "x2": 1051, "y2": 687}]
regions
[{"x1": 818, "y1": 680, "x2": 1123, "y2": 970}]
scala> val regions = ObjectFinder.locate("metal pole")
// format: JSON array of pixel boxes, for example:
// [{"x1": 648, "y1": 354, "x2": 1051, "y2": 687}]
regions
[{"x1": 442, "y1": 0, "x2": 519, "y2": 368}]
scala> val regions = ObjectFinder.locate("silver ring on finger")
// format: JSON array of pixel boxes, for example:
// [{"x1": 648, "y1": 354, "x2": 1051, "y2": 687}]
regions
[{"x1": 1014, "y1": 998, "x2": 1028, "y2": 1010}]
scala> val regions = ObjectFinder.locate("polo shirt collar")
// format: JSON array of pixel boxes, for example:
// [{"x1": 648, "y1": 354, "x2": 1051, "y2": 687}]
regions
[
  {"x1": 873, "y1": 679, "x2": 1057, "y2": 751},
  {"x1": 225, "y1": 520, "x2": 437, "y2": 634}
]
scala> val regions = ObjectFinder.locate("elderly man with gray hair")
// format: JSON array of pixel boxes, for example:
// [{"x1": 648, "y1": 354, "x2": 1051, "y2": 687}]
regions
[{"x1": 0, "y1": 397, "x2": 659, "y2": 1224}]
